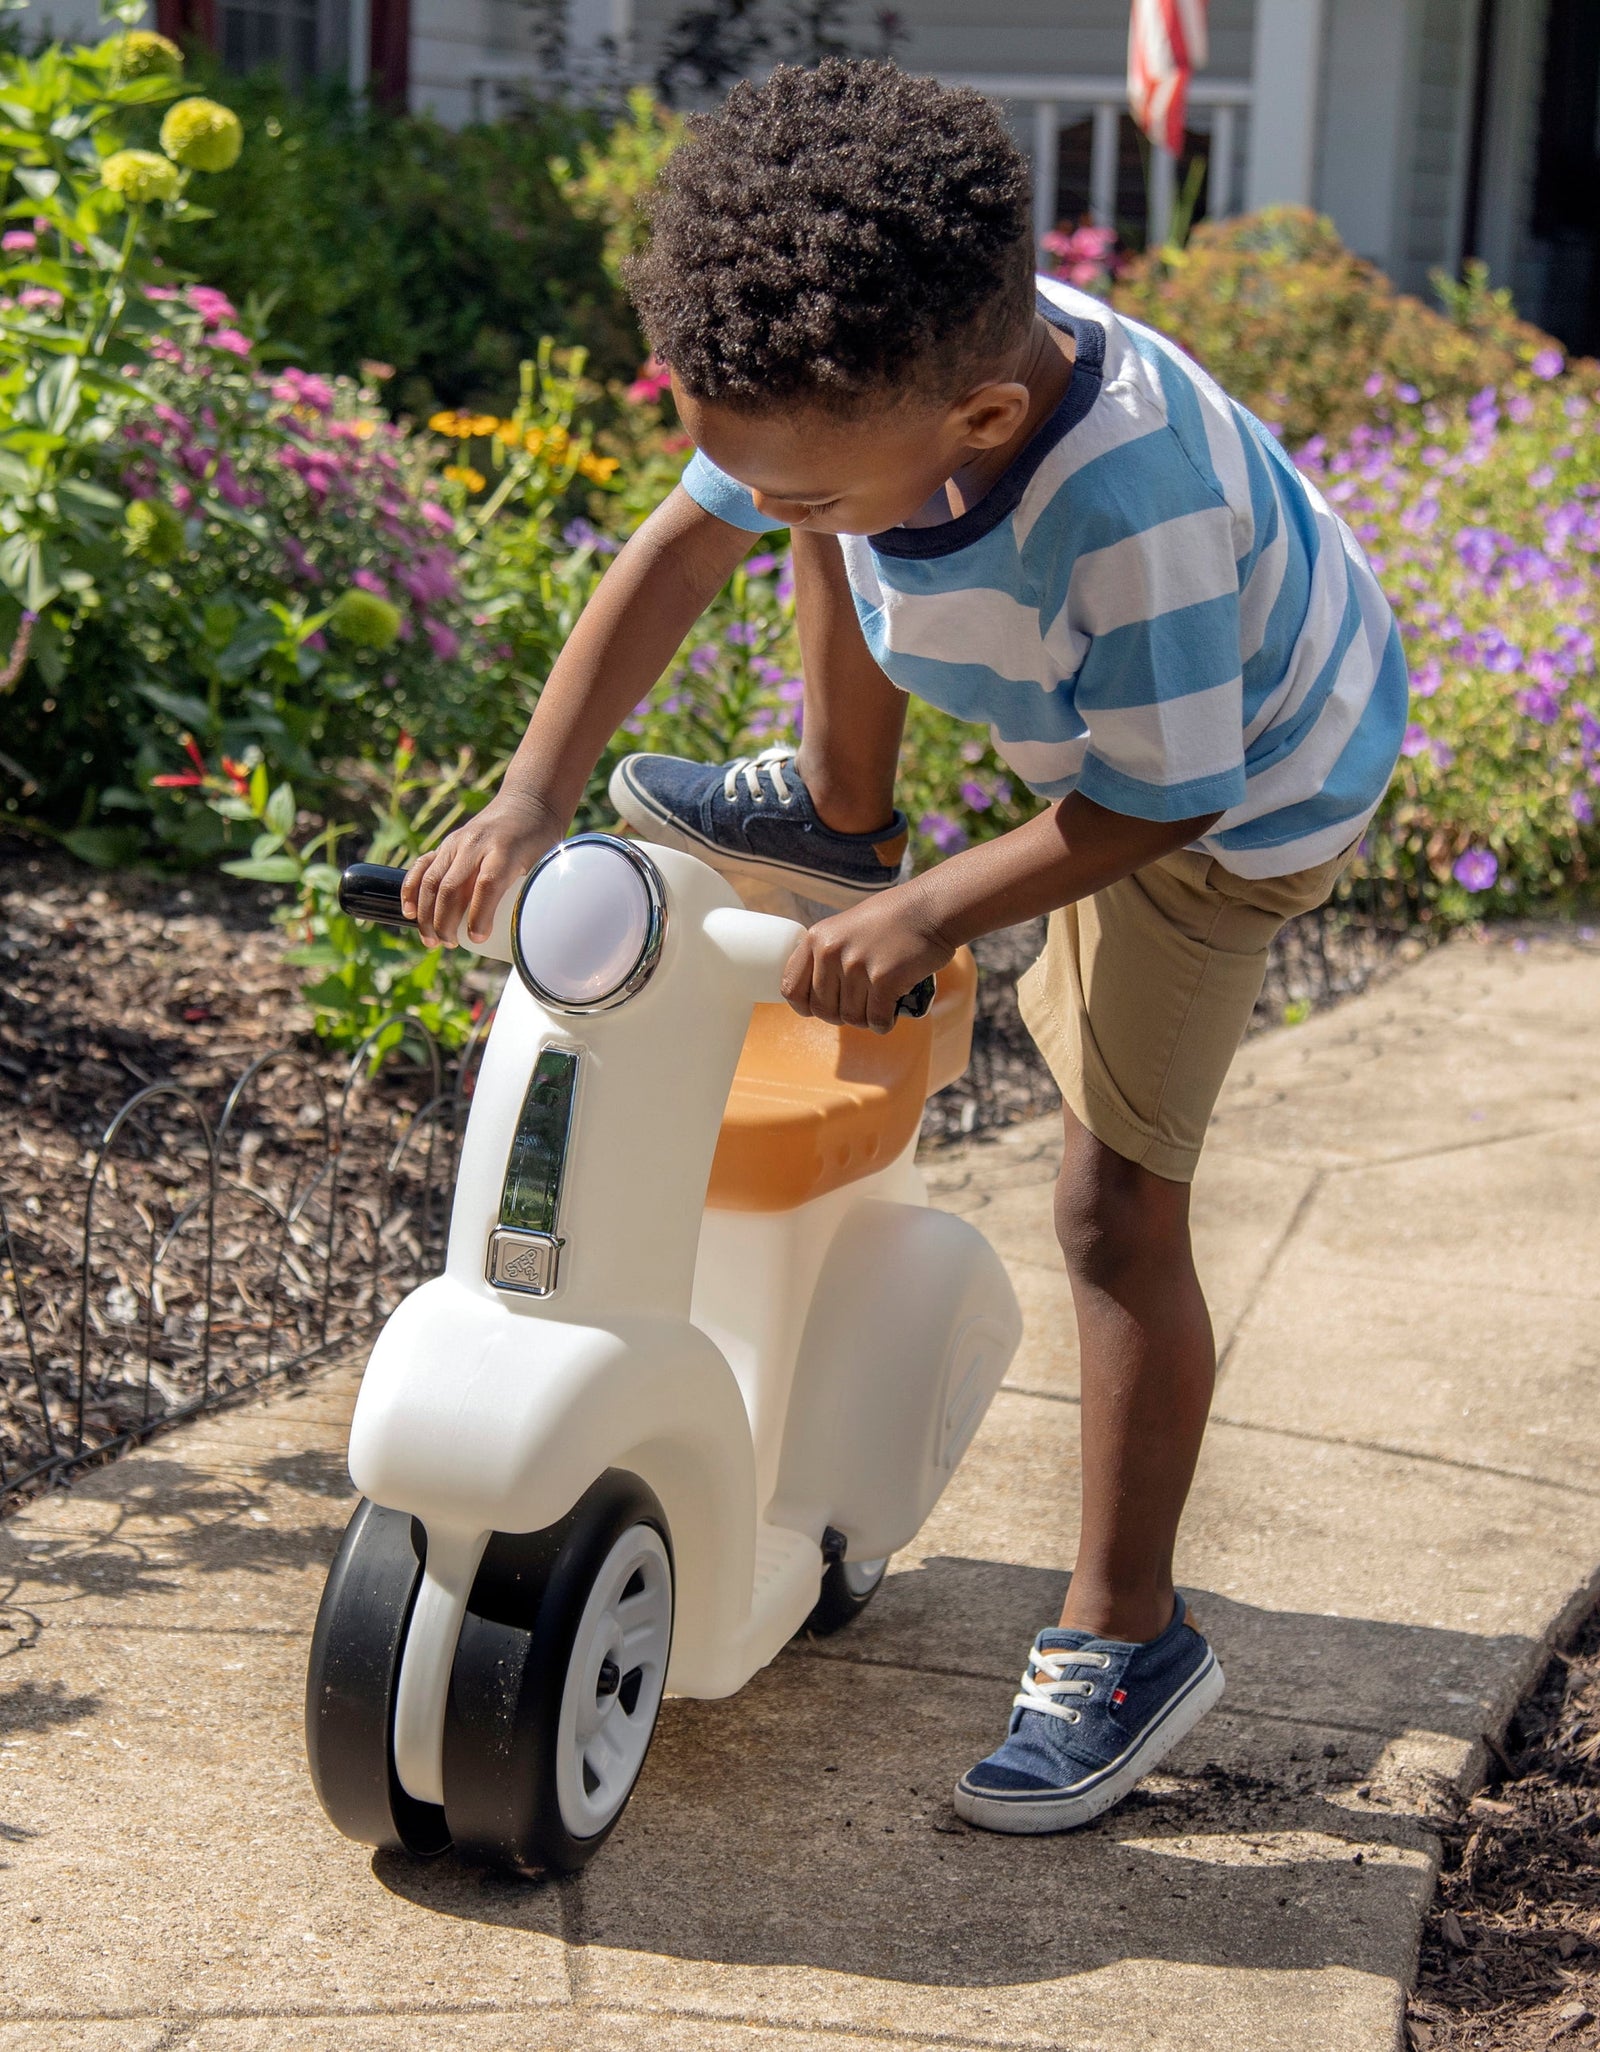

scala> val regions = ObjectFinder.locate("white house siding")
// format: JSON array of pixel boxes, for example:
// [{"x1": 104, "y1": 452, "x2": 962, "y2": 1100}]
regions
[
  {"x1": 1475, "y1": 0, "x2": 1551, "y2": 319},
  {"x1": 10, "y1": 1, "x2": 149, "y2": 44},
  {"x1": 626, "y1": 0, "x2": 1253, "y2": 100}
]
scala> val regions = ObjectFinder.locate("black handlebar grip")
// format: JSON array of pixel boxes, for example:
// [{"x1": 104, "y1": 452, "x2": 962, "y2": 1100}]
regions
[
  {"x1": 895, "y1": 974, "x2": 937, "y2": 1021},
  {"x1": 337, "y1": 862, "x2": 414, "y2": 928}
]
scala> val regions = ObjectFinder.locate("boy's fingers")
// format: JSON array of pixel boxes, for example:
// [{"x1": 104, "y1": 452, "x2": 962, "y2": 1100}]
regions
[
  {"x1": 465, "y1": 862, "x2": 510, "y2": 945},
  {"x1": 780, "y1": 936, "x2": 816, "y2": 1016},
  {"x1": 400, "y1": 849, "x2": 432, "y2": 920}
]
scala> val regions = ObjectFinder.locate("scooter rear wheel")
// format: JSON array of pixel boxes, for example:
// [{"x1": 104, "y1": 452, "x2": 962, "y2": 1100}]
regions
[
  {"x1": 806, "y1": 1553, "x2": 889, "y2": 1635},
  {"x1": 304, "y1": 1497, "x2": 452, "y2": 1857},
  {"x1": 442, "y1": 1471, "x2": 673, "y2": 1876}
]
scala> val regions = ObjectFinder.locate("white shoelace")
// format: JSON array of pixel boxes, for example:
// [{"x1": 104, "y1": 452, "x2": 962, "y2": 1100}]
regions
[
  {"x1": 1013, "y1": 1644, "x2": 1112, "y2": 1726},
  {"x1": 722, "y1": 747, "x2": 796, "y2": 806}
]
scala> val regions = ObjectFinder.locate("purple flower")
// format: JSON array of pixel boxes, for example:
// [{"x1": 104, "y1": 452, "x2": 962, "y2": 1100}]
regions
[
  {"x1": 1517, "y1": 685, "x2": 1562, "y2": 725},
  {"x1": 745, "y1": 553, "x2": 777, "y2": 575},
  {"x1": 917, "y1": 811, "x2": 968, "y2": 856},
  {"x1": 1411, "y1": 657, "x2": 1442, "y2": 698},
  {"x1": 1532, "y1": 347, "x2": 1564, "y2": 381},
  {"x1": 1507, "y1": 392, "x2": 1535, "y2": 425},
  {"x1": 1571, "y1": 790, "x2": 1594, "y2": 826},
  {"x1": 1400, "y1": 723, "x2": 1430, "y2": 758},
  {"x1": 424, "y1": 618, "x2": 460, "y2": 662},
  {"x1": 1364, "y1": 372, "x2": 1386, "y2": 399},
  {"x1": 1430, "y1": 739, "x2": 1456, "y2": 770},
  {"x1": 1396, "y1": 383, "x2": 1420, "y2": 405},
  {"x1": 725, "y1": 621, "x2": 760, "y2": 647},
  {"x1": 775, "y1": 555, "x2": 796, "y2": 607},
  {"x1": 960, "y1": 779, "x2": 992, "y2": 812},
  {"x1": 563, "y1": 517, "x2": 620, "y2": 555},
  {"x1": 353, "y1": 568, "x2": 389, "y2": 595},
  {"x1": 687, "y1": 646, "x2": 718, "y2": 676},
  {"x1": 1452, "y1": 848, "x2": 1498, "y2": 892}
]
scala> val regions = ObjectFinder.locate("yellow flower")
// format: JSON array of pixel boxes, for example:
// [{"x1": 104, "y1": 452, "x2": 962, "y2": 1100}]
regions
[
  {"x1": 348, "y1": 418, "x2": 377, "y2": 439},
  {"x1": 495, "y1": 418, "x2": 521, "y2": 442},
  {"x1": 522, "y1": 428, "x2": 545, "y2": 455},
  {"x1": 100, "y1": 149, "x2": 181, "y2": 205},
  {"x1": 428, "y1": 410, "x2": 466, "y2": 436},
  {"x1": 105, "y1": 29, "x2": 183, "y2": 79},
  {"x1": 443, "y1": 463, "x2": 486, "y2": 492},
  {"x1": 466, "y1": 413, "x2": 499, "y2": 437},
  {"x1": 579, "y1": 452, "x2": 620, "y2": 482},
  {"x1": 160, "y1": 98, "x2": 244, "y2": 174}
]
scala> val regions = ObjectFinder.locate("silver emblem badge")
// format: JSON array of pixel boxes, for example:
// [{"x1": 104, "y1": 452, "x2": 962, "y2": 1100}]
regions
[{"x1": 487, "y1": 1227, "x2": 563, "y2": 1297}]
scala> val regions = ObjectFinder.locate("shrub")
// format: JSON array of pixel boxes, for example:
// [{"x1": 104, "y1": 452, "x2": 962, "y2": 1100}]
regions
[
  {"x1": 1114, "y1": 206, "x2": 1580, "y2": 448},
  {"x1": 1300, "y1": 363, "x2": 1600, "y2": 918},
  {"x1": 152, "y1": 69, "x2": 639, "y2": 415}
]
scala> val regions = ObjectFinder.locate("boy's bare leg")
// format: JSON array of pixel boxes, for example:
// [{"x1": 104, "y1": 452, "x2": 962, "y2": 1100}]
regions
[
  {"x1": 1053, "y1": 1107, "x2": 1215, "y2": 1642},
  {"x1": 790, "y1": 529, "x2": 907, "y2": 835}
]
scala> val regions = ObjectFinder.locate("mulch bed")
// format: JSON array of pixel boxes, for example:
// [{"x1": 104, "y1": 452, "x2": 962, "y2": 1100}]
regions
[{"x1": 1408, "y1": 1597, "x2": 1600, "y2": 2050}]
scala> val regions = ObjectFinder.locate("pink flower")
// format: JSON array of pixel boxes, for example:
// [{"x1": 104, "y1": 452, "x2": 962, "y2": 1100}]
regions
[
  {"x1": 271, "y1": 366, "x2": 335, "y2": 411},
  {"x1": 16, "y1": 286, "x2": 61, "y2": 312},
  {"x1": 353, "y1": 568, "x2": 389, "y2": 594},
  {"x1": 626, "y1": 354, "x2": 673, "y2": 406},
  {"x1": 144, "y1": 284, "x2": 180, "y2": 302},
  {"x1": 2, "y1": 229, "x2": 36, "y2": 253},
  {"x1": 187, "y1": 285, "x2": 237, "y2": 326},
  {"x1": 208, "y1": 328, "x2": 252, "y2": 357}
]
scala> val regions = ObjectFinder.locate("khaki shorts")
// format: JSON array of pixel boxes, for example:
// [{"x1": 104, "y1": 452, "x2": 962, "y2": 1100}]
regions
[{"x1": 1016, "y1": 843, "x2": 1357, "y2": 1183}]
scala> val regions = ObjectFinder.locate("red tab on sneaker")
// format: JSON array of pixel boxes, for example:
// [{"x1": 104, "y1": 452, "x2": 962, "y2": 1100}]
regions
[{"x1": 1111, "y1": 1688, "x2": 1127, "y2": 1706}]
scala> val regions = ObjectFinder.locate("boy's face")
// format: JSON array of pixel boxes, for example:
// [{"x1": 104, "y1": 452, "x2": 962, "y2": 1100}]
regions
[{"x1": 673, "y1": 370, "x2": 1033, "y2": 537}]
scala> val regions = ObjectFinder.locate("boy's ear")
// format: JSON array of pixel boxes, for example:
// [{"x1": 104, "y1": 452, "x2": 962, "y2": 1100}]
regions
[{"x1": 950, "y1": 378, "x2": 1032, "y2": 450}]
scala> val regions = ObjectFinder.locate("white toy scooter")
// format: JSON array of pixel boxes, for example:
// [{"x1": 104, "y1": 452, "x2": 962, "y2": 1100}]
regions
[{"x1": 306, "y1": 834, "x2": 1021, "y2": 1874}]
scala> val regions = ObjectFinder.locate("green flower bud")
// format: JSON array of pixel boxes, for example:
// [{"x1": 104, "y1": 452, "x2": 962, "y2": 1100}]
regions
[
  {"x1": 99, "y1": 149, "x2": 182, "y2": 205},
  {"x1": 329, "y1": 589, "x2": 401, "y2": 651},
  {"x1": 159, "y1": 98, "x2": 243, "y2": 174},
  {"x1": 123, "y1": 498, "x2": 185, "y2": 566},
  {"x1": 104, "y1": 30, "x2": 184, "y2": 79}
]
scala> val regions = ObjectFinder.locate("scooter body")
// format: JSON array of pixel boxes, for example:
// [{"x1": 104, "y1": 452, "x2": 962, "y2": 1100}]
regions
[{"x1": 309, "y1": 835, "x2": 1021, "y2": 1870}]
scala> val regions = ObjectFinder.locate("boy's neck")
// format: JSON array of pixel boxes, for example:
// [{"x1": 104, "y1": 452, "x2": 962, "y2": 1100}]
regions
[{"x1": 938, "y1": 312, "x2": 1077, "y2": 523}]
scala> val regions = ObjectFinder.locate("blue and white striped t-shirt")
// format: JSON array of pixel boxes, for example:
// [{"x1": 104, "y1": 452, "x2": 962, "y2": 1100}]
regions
[{"x1": 680, "y1": 277, "x2": 1409, "y2": 877}]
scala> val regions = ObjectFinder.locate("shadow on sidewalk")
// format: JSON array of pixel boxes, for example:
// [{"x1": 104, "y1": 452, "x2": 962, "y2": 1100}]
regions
[{"x1": 371, "y1": 1554, "x2": 1525, "y2": 1991}]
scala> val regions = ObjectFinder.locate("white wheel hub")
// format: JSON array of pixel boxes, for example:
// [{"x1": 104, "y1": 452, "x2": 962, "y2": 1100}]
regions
[
  {"x1": 841, "y1": 1557, "x2": 888, "y2": 1598},
  {"x1": 555, "y1": 1524, "x2": 673, "y2": 1839}
]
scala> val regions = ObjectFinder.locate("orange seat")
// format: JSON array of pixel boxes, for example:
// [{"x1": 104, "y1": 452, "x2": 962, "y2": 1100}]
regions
[{"x1": 706, "y1": 949, "x2": 978, "y2": 1213}]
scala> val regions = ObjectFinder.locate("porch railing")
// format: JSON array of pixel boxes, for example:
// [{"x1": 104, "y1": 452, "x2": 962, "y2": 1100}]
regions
[{"x1": 943, "y1": 73, "x2": 1255, "y2": 252}]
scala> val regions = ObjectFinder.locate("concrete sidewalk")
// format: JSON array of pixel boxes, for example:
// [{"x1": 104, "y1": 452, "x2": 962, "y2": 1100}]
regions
[{"x1": 3, "y1": 930, "x2": 1598, "y2": 2051}]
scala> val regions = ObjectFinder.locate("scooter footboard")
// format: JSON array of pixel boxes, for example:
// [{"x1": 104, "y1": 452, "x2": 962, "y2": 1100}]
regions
[{"x1": 771, "y1": 1201, "x2": 1022, "y2": 1562}]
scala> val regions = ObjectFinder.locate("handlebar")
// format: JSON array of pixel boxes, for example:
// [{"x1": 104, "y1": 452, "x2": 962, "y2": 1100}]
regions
[{"x1": 336, "y1": 861, "x2": 936, "y2": 1020}]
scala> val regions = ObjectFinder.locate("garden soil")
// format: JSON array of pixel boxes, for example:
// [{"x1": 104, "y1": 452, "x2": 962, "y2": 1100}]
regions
[{"x1": 1408, "y1": 1598, "x2": 1600, "y2": 2051}]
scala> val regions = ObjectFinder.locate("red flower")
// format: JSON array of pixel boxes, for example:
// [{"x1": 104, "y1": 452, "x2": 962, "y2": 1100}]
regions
[
  {"x1": 152, "y1": 771, "x2": 203, "y2": 788},
  {"x1": 220, "y1": 755, "x2": 251, "y2": 795}
]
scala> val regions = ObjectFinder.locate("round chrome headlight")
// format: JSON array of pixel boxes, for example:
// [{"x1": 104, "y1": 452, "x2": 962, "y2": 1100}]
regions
[{"x1": 511, "y1": 834, "x2": 666, "y2": 1012}]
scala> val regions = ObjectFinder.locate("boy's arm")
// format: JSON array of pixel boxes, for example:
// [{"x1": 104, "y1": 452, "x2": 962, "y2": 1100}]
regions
[
  {"x1": 782, "y1": 796, "x2": 1221, "y2": 1034},
  {"x1": 406, "y1": 487, "x2": 755, "y2": 945}
]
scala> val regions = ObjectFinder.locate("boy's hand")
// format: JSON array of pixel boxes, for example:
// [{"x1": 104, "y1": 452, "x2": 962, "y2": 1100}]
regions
[
  {"x1": 403, "y1": 791, "x2": 564, "y2": 948},
  {"x1": 781, "y1": 888, "x2": 954, "y2": 1035}
]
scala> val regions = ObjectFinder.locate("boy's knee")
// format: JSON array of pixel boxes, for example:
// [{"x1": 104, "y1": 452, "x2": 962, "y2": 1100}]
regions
[{"x1": 1054, "y1": 1121, "x2": 1190, "y2": 1289}]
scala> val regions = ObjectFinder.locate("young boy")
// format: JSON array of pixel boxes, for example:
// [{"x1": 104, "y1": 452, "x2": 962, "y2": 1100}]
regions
[{"x1": 405, "y1": 59, "x2": 1408, "y2": 1833}]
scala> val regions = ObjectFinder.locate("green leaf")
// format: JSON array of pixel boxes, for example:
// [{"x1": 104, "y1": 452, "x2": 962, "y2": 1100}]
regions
[
  {"x1": 57, "y1": 477, "x2": 122, "y2": 516},
  {"x1": 0, "y1": 449, "x2": 37, "y2": 495},
  {"x1": 221, "y1": 856, "x2": 302, "y2": 883},
  {"x1": 216, "y1": 611, "x2": 286, "y2": 681},
  {"x1": 263, "y1": 782, "x2": 296, "y2": 838},
  {"x1": 209, "y1": 796, "x2": 255, "y2": 822},
  {"x1": 248, "y1": 761, "x2": 269, "y2": 812},
  {"x1": 13, "y1": 167, "x2": 58, "y2": 200},
  {"x1": 61, "y1": 825, "x2": 143, "y2": 868},
  {"x1": 135, "y1": 680, "x2": 215, "y2": 731},
  {"x1": 30, "y1": 353, "x2": 78, "y2": 437}
]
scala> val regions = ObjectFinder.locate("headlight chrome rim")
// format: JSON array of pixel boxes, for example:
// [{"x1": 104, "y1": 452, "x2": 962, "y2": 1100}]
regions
[{"x1": 511, "y1": 833, "x2": 667, "y2": 1014}]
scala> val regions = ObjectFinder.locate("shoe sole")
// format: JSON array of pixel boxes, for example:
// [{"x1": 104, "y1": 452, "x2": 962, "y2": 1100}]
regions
[
  {"x1": 952, "y1": 1652, "x2": 1226, "y2": 1835},
  {"x1": 608, "y1": 758, "x2": 898, "y2": 912}
]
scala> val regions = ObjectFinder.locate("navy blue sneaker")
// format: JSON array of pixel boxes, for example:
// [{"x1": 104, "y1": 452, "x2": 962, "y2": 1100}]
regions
[
  {"x1": 954, "y1": 1596, "x2": 1225, "y2": 1833},
  {"x1": 609, "y1": 748, "x2": 910, "y2": 910}
]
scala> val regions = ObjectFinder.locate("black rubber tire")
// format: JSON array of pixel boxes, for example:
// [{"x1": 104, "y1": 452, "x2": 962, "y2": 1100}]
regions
[
  {"x1": 304, "y1": 1497, "x2": 452, "y2": 1857},
  {"x1": 442, "y1": 1470, "x2": 672, "y2": 1877},
  {"x1": 805, "y1": 1555, "x2": 889, "y2": 1636}
]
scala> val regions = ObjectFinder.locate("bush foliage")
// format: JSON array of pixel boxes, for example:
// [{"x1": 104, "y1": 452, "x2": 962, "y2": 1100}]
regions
[{"x1": 1114, "y1": 206, "x2": 1581, "y2": 449}]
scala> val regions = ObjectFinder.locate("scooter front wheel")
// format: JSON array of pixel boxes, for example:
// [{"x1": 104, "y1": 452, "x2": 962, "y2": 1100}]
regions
[
  {"x1": 304, "y1": 1497, "x2": 452, "y2": 1857},
  {"x1": 443, "y1": 1471, "x2": 673, "y2": 1876}
]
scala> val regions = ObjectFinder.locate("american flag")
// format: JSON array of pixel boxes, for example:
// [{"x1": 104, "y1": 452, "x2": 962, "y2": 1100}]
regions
[{"x1": 1127, "y1": 0, "x2": 1209, "y2": 156}]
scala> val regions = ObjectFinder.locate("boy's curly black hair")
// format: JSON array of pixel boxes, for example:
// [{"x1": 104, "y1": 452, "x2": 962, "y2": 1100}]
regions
[{"x1": 625, "y1": 60, "x2": 1035, "y2": 414}]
